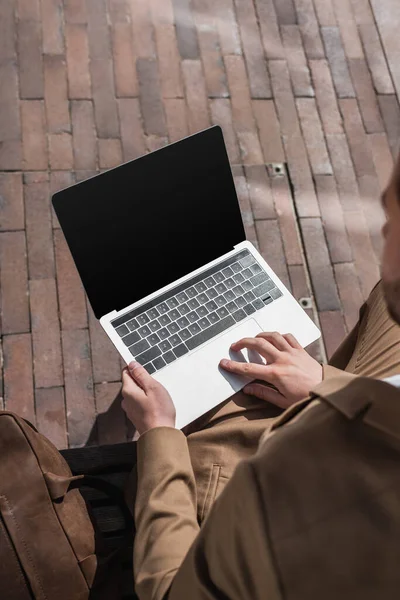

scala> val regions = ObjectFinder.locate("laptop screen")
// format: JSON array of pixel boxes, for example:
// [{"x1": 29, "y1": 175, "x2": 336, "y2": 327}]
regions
[{"x1": 52, "y1": 126, "x2": 245, "y2": 319}]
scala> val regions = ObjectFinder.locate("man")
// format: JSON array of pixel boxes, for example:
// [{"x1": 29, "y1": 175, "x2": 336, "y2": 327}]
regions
[{"x1": 121, "y1": 153, "x2": 400, "y2": 600}]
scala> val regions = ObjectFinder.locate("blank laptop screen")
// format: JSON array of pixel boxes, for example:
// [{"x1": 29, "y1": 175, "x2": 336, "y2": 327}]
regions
[{"x1": 52, "y1": 126, "x2": 245, "y2": 319}]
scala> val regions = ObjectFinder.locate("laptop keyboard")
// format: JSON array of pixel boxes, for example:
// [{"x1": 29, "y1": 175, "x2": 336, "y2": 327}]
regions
[{"x1": 112, "y1": 250, "x2": 282, "y2": 374}]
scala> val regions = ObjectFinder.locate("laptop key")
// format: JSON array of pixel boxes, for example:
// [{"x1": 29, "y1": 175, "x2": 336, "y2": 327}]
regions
[
  {"x1": 186, "y1": 316, "x2": 235, "y2": 351},
  {"x1": 174, "y1": 344, "x2": 189, "y2": 359},
  {"x1": 137, "y1": 314, "x2": 150, "y2": 326},
  {"x1": 187, "y1": 310, "x2": 199, "y2": 323},
  {"x1": 149, "y1": 320, "x2": 161, "y2": 332},
  {"x1": 205, "y1": 276, "x2": 216, "y2": 288},
  {"x1": 242, "y1": 268, "x2": 253, "y2": 279},
  {"x1": 233, "y1": 285, "x2": 244, "y2": 297},
  {"x1": 197, "y1": 306, "x2": 208, "y2": 317},
  {"x1": 236, "y1": 296, "x2": 246, "y2": 308},
  {"x1": 233, "y1": 309, "x2": 247, "y2": 322},
  {"x1": 263, "y1": 295, "x2": 273, "y2": 305},
  {"x1": 195, "y1": 282, "x2": 207, "y2": 293},
  {"x1": 242, "y1": 280, "x2": 254, "y2": 291},
  {"x1": 215, "y1": 295, "x2": 227, "y2": 307},
  {"x1": 233, "y1": 273, "x2": 245, "y2": 284},
  {"x1": 186, "y1": 286, "x2": 197, "y2": 298},
  {"x1": 231, "y1": 262, "x2": 242, "y2": 273},
  {"x1": 116, "y1": 324, "x2": 129, "y2": 337},
  {"x1": 208, "y1": 311, "x2": 220, "y2": 324},
  {"x1": 136, "y1": 345, "x2": 162, "y2": 366},
  {"x1": 167, "y1": 297, "x2": 179, "y2": 309},
  {"x1": 199, "y1": 317, "x2": 211, "y2": 329},
  {"x1": 143, "y1": 363, "x2": 156, "y2": 374},
  {"x1": 129, "y1": 338, "x2": 150, "y2": 356},
  {"x1": 159, "y1": 314, "x2": 171, "y2": 326},
  {"x1": 205, "y1": 300, "x2": 218, "y2": 312},
  {"x1": 222, "y1": 267, "x2": 233, "y2": 277},
  {"x1": 176, "y1": 291, "x2": 189, "y2": 303},
  {"x1": 226, "y1": 301, "x2": 238, "y2": 313},
  {"x1": 224, "y1": 290, "x2": 235, "y2": 302},
  {"x1": 127, "y1": 318, "x2": 139, "y2": 331},
  {"x1": 250, "y1": 272, "x2": 268, "y2": 287},
  {"x1": 177, "y1": 316, "x2": 190, "y2": 328},
  {"x1": 214, "y1": 271, "x2": 225, "y2": 283},
  {"x1": 148, "y1": 333, "x2": 160, "y2": 346},
  {"x1": 169, "y1": 309, "x2": 180, "y2": 320},
  {"x1": 270, "y1": 287, "x2": 283, "y2": 299},
  {"x1": 180, "y1": 328, "x2": 192, "y2": 341},
  {"x1": 170, "y1": 334, "x2": 182, "y2": 347},
  {"x1": 157, "y1": 302, "x2": 169, "y2": 314},
  {"x1": 187, "y1": 298, "x2": 200, "y2": 310},
  {"x1": 225, "y1": 277, "x2": 235, "y2": 288},
  {"x1": 164, "y1": 351, "x2": 176, "y2": 364},
  {"x1": 253, "y1": 280, "x2": 275, "y2": 297},
  {"x1": 206, "y1": 288, "x2": 218, "y2": 299},
  {"x1": 244, "y1": 291, "x2": 256, "y2": 303},
  {"x1": 216, "y1": 306, "x2": 229, "y2": 319},
  {"x1": 253, "y1": 298, "x2": 265, "y2": 310},
  {"x1": 215, "y1": 283, "x2": 227, "y2": 294},
  {"x1": 178, "y1": 303, "x2": 190, "y2": 315},
  {"x1": 251, "y1": 263, "x2": 263, "y2": 275},
  {"x1": 123, "y1": 331, "x2": 140, "y2": 346},
  {"x1": 158, "y1": 327, "x2": 170, "y2": 340},
  {"x1": 188, "y1": 322, "x2": 201, "y2": 335},
  {"x1": 138, "y1": 325, "x2": 151, "y2": 338},
  {"x1": 147, "y1": 308, "x2": 160, "y2": 320},
  {"x1": 153, "y1": 356, "x2": 166, "y2": 370},
  {"x1": 198, "y1": 293, "x2": 208, "y2": 304},
  {"x1": 239, "y1": 254, "x2": 256, "y2": 268},
  {"x1": 168, "y1": 322, "x2": 180, "y2": 335},
  {"x1": 159, "y1": 340, "x2": 172, "y2": 352},
  {"x1": 244, "y1": 303, "x2": 256, "y2": 315}
]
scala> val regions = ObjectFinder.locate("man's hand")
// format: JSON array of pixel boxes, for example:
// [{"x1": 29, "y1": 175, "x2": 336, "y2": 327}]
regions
[
  {"x1": 121, "y1": 362, "x2": 176, "y2": 435},
  {"x1": 220, "y1": 332, "x2": 323, "y2": 409}
]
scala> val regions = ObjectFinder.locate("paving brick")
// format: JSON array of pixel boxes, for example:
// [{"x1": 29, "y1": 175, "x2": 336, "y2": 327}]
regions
[
  {"x1": 255, "y1": 219, "x2": 291, "y2": 290},
  {"x1": 339, "y1": 98, "x2": 375, "y2": 178},
  {"x1": 252, "y1": 99, "x2": 285, "y2": 164},
  {"x1": 331, "y1": 0, "x2": 363, "y2": 59},
  {"x1": 310, "y1": 60, "x2": 343, "y2": 134},
  {"x1": 285, "y1": 134, "x2": 320, "y2": 218},
  {"x1": 209, "y1": 99, "x2": 240, "y2": 164},
  {"x1": 95, "y1": 383, "x2": 127, "y2": 445},
  {"x1": 75, "y1": 171, "x2": 98, "y2": 183},
  {"x1": 165, "y1": 98, "x2": 189, "y2": 144},
  {"x1": 357, "y1": 174, "x2": 385, "y2": 260},
  {"x1": 172, "y1": 0, "x2": 200, "y2": 59},
  {"x1": 326, "y1": 133, "x2": 360, "y2": 211},
  {"x1": 90, "y1": 58, "x2": 120, "y2": 138},
  {"x1": 110, "y1": 17, "x2": 139, "y2": 98},
  {"x1": 182, "y1": 59, "x2": 210, "y2": 135},
  {"x1": 54, "y1": 229, "x2": 88, "y2": 330},
  {"x1": 49, "y1": 133, "x2": 74, "y2": 170},
  {"x1": 193, "y1": 10, "x2": 228, "y2": 99},
  {"x1": 130, "y1": 0, "x2": 157, "y2": 57},
  {"x1": 272, "y1": 0, "x2": 297, "y2": 24},
  {"x1": 0, "y1": 63, "x2": 21, "y2": 163},
  {"x1": 359, "y1": 24, "x2": 394, "y2": 96},
  {"x1": 215, "y1": 0, "x2": 241, "y2": 56},
  {"x1": 44, "y1": 55, "x2": 70, "y2": 134},
  {"x1": 321, "y1": 27, "x2": 355, "y2": 98},
  {"x1": 87, "y1": 303, "x2": 121, "y2": 384},
  {"x1": 35, "y1": 387, "x2": 68, "y2": 449},
  {"x1": 155, "y1": 24, "x2": 184, "y2": 98},
  {"x1": 65, "y1": 23, "x2": 91, "y2": 99},
  {"x1": 50, "y1": 171, "x2": 74, "y2": 228},
  {"x1": 17, "y1": 6, "x2": 44, "y2": 98},
  {"x1": 0, "y1": 232, "x2": 30, "y2": 334},
  {"x1": 369, "y1": 132, "x2": 394, "y2": 193},
  {"x1": 0, "y1": 174, "x2": 24, "y2": 232},
  {"x1": 71, "y1": 100, "x2": 97, "y2": 170},
  {"x1": 299, "y1": 217, "x2": 341, "y2": 311},
  {"x1": 98, "y1": 139, "x2": 123, "y2": 169},
  {"x1": 281, "y1": 25, "x2": 314, "y2": 98},
  {"x1": 30, "y1": 278, "x2": 63, "y2": 388},
  {"x1": 293, "y1": 0, "x2": 325, "y2": 58},
  {"x1": 349, "y1": 0, "x2": 374, "y2": 24},
  {"x1": 0, "y1": 0, "x2": 17, "y2": 62},
  {"x1": 314, "y1": 174, "x2": 352, "y2": 263},
  {"x1": 25, "y1": 180, "x2": 55, "y2": 279},
  {"x1": 21, "y1": 101, "x2": 48, "y2": 170},
  {"x1": 271, "y1": 175, "x2": 304, "y2": 265},
  {"x1": 64, "y1": 0, "x2": 87, "y2": 23},
  {"x1": 137, "y1": 57, "x2": 167, "y2": 137},
  {"x1": 269, "y1": 60, "x2": 301, "y2": 137},
  {"x1": 313, "y1": 0, "x2": 336, "y2": 26},
  {"x1": 232, "y1": 166, "x2": 258, "y2": 248},
  {"x1": 253, "y1": 0, "x2": 285, "y2": 59},
  {"x1": 348, "y1": 58, "x2": 384, "y2": 134},
  {"x1": 234, "y1": 0, "x2": 272, "y2": 98},
  {"x1": 319, "y1": 310, "x2": 347, "y2": 359},
  {"x1": 118, "y1": 98, "x2": 147, "y2": 161},
  {"x1": 378, "y1": 95, "x2": 400, "y2": 159},
  {"x1": 41, "y1": 0, "x2": 65, "y2": 54},
  {"x1": 370, "y1": 0, "x2": 400, "y2": 99},
  {"x1": 62, "y1": 328, "x2": 95, "y2": 447},
  {"x1": 245, "y1": 165, "x2": 275, "y2": 220},
  {"x1": 334, "y1": 262, "x2": 364, "y2": 332},
  {"x1": 0, "y1": 141, "x2": 22, "y2": 172},
  {"x1": 149, "y1": 0, "x2": 174, "y2": 25},
  {"x1": 86, "y1": 0, "x2": 111, "y2": 61},
  {"x1": 296, "y1": 98, "x2": 333, "y2": 175},
  {"x1": 146, "y1": 135, "x2": 169, "y2": 153},
  {"x1": 3, "y1": 334, "x2": 35, "y2": 423}
]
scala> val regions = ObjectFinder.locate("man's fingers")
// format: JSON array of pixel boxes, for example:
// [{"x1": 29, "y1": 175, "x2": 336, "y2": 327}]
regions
[
  {"x1": 243, "y1": 383, "x2": 289, "y2": 409},
  {"x1": 230, "y1": 337, "x2": 280, "y2": 361},
  {"x1": 122, "y1": 366, "x2": 146, "y2": 400},
  {"x1": 256, "y1": 331, "x2": 292, "y2": 352},
  {"x1": 127, "y1": 361, "x2": 153, "y2": 392},
  {"x1": 220, "y1": 357, "x2": 274, "y2": 381},
  {"x1": 282, "y1": 333, "x2": 302, "y2": 349}
]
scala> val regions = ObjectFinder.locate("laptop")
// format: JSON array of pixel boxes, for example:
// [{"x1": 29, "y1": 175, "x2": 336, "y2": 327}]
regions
[{"x1": 52, "y1": 126, "x2": 320, "y2": 429}]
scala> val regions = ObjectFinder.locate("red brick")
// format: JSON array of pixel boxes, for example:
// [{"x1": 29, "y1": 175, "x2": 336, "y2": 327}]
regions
[
  {"x1": 0, "y1": 63, "x2": 21, "y2": 168},
  {"x1": 210, "y1": 98, "x2": 240, "y2": 161},
  {"x1": 90, "y1": 58, "x2": 120, "y2": 138},
  {"x1": 146, "y1": 135, "x2": 169, "y2": 153},
  {"x1": 17, "y1": 6, "x2": 44, "y2": 99},
  {"x1": 98, "y1": 139, "x2": 123, "y2": 169},
  {"x1": 30, "y1": 279, "x2": 63, "y2": 388},
  {"x1": 255, "y1": 219, "x2": 291, "y2": 290},
  {"x1": 232, "y1": 166, "x2": 258, "y2": 248},
  {"x1": 118, "y1": 98, "x2": 146, "y2": 161},
  {"x1": 313, "y1": 0, "x2": 336, "y2": 26},
  {"x1": 297, "y1": 98, "x2": 332, "y2": 175},
  {"x1": 253, "y1": 0, "x2": 285, "y2": 59},
  {"x1": 299, "y1": 217, "x2": 341, "y2": 311},
  {"x1": 0, "y1": 174, "x2": 24, "y2": 231},
  {"x1": 321, "y1": 27, "x2": 355, "y2": 98},
  {"x1": 334, "y1": 262, "x2": 364, "y2": 332},
  {"x1": 369, "y1": 132, "x2": 394, "y2": 193},
  {"x1": 71, "y1": 100, "x2": 97, "y2": 170},
  {"x1": 137, "y1": 57, "x2": 167, "y2": 136},
  {"x1": 44, "y1": 55, "x2": 70, "y2": 134},
  {"x1": 155, "y1": 24, "x2": 184, "y2": 98},
  {"x1": 35, "y1": 387, "x2": 68, "y2": 449},
  {"x1": 54, "y1": 229, "x2": 88, "y2": 330},
  {"x1": 359, "y1": 24, "x2": 394, "y2": 95},
  {"x1": 0, "y1": 232, "x2": 30, "y2": 334},
  {"x1": 0, "y1": 0, "x2": 16, "y2": 61},
  {"x1": 357, "y1": 174, "x2": 385, "y2": 260},
  {"x1": 41, "y1": 0, "x2": 65, "y2": 54},
  {"x1": 75, "y1": 171, "x2": 98, "y2": 182},
  {"x1": 0, "y1": 141, "x2": 22, "y2": 172},
  {"x1": 23, "y1": 171, "x2": 49, "y2": 184},
  {"x1": 216, "y1": 0, "x2": 242, "y2": 56},
  {"x1": 149, "y1": 0, "x2": 174, "y2": 25},
  {"x1": 315, "y1": 174, "x2": 352, "y2": 263},
  {"x1": 235, "y1": 0, "x2": 272, "y2": 98},
  {"x1": 65, "y1": 23, "x2": 91, "y2": 99},
  {"x1": 269, "y1": 60, "x2": 300, "y2": 137},
  {"x1": 283, "y1": 132, "x2": 320, "y2": 218},
  {"x1": 21, "y1": 101, "x2": 48, "y2": 170},
  {"x1": 172, "y1": 0, "x2": 199, "y2": 59},
  {"x1": 272, "y1": 0, "x2": 297, "y2": 24},
  {"x1": 193, "y1": 8, "x2": 228, "y2": 99},
  {"x1": 62, "y1": 329, "x2": 95, "y2": 447},
  {"x1": 349, "y1": 0, "x2": 374, "y2": 24},
  {"x1": 271, "y1": 175, "x2": 304, "y2": 265},
  {"x1": 165, "y1": 98, "x2": 189, "y2": 143},
  {"x1": 282, "y1": 25, "x2": 314, "y2": 97},
  {"x1": 371, "y1": 0, "x2": 400, "y2": 99},
  {"x1": 331, "y1": 0, "x2": 363, "y2": 59},
  {"x1": 64, "y1": 0, "x2": 87, "y2": 23},
  {"x1": 25, "y1": 180, "x2": 55, "y2": 279},
  {"x1": 49, "y1": 133, "x2": 74, "y2": 170},
  {"x1": 293, "y1": 0, "x2": 325, "y2": 58},
  {"x1": 86, "y1": 0, "x2": 111, "y2": 60},
  {"x1": 310, "y1": 60, "x2": 343, "y2": 134},
  {"x1": 130, "y1": 0, "x2": 157, "y2": 57},
  {"x1": 87, "y1": 303, "x2": 121, "y2": 384},
  {"x1": 245, "y1": 165, "x2": 275, "y2": 220},
  {"x1": 378, "y1": 95, "x2": 400, "y2": 159},
  {"x1": 326, "y1": 134, "x2": 360, "y2": 211},
  {"x1": 109, "y1": 10, "x2": 138, "y2": 98},
  {"x1": 50, "y1": 171, "x2": 75, "y2": 228},
  {"x1": 95, "y1": 383, "x2": 128, "y2": 445},
  {"x1": 319, "y1": 310, "x2": 347, "y2": 359},
  {"x1": 182, "y1": 59, "x2": 210, "y2": 135},
  {"x1": 252, "y1": 99, "x2": 285, "y2": 164},
  {"x1": 3, "y1": 334, "x2": 35, "y2": 423},
  {"x1": 339, "y1": 98, "x2": 375, "y2": 178},
  {"x1": 348, "y1": 58, "x2": 384, "y2": 134}
]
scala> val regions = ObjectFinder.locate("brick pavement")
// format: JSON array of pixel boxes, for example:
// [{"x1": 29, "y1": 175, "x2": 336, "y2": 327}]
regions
[{"x1": 0, "y1": 0, "x2": 399, "y2": 447}]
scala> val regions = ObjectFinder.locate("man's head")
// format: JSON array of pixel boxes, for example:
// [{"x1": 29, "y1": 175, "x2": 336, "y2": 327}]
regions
[{"x1": 381, "y1": 153, "x2": 400, "y2": 324}]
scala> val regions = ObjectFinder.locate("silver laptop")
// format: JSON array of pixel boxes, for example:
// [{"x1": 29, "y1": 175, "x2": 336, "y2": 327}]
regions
[{"x1": 52, "y1": 126, "x2": 320, "y2": 429}]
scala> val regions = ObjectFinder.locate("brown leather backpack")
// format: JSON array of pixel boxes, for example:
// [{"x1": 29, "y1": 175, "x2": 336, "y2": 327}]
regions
[{"x1": 0, "y1": 411, "x2": 131, "y2": 600}]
